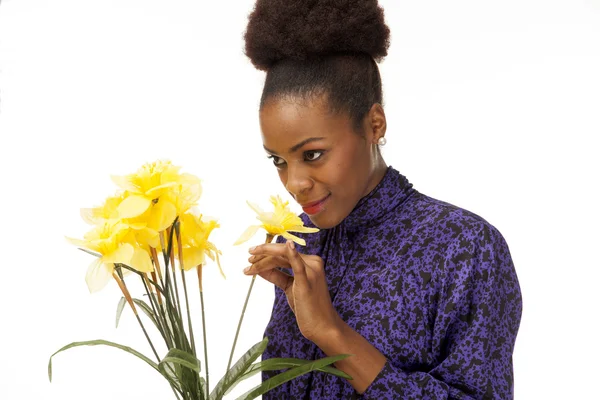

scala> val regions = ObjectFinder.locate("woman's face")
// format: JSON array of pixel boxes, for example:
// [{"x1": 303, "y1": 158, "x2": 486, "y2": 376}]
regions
[{"x1": 259, "y1": 94, "x2": 388, "y2": 229}]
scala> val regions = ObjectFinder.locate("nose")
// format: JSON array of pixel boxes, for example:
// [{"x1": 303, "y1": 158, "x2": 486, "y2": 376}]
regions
[{"x1": 285, "y1": 163, "x2": 313, "y2": 197}]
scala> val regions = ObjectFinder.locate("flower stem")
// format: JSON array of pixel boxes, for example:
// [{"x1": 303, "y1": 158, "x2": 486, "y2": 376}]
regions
[
  {"x1": 226, "y1": 234, "x2": 274, "y2": 373},
  {"x1": 142, "y1": 273, "x2": 172, "y2": 348},
  {"x1": 167, "y1": 227, "x2": 183, "y2": 320},
  {"x1": 198, "y1": 266, "x2": 209, "y2": 397},
  {"x1": 175, "y1": 222, "x2": 196, "y2": 356},
  {"x1": 150, "y1": 247, "x2": 165, "y2": 302},
  {"x1": 162, "y1": 226, "x2": 187, "y2": 350},
  {"x1": 146, "y1": 252, "x2": 177, "y2": 348},
  {"x1": 112, "y1": 271, "x2": 160, "y2": 362}
]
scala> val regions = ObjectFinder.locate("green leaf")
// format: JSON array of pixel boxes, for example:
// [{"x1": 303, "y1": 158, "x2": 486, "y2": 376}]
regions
[
  {"x1": 133, "y1": 298, "x2": 160, "y2": 331},
  {"x1": 243, "y1": 357, "x2": 352, "y2": 379},
  {"x1": 198, "y1": 377, "x2": 207, "y2": 400},
  {"x1": 234, "y1": 354, "x2": 353, "y2": 400},
  {"x1": 159, "y1": 348, "x2": 201, "y2": 374},
  {"x1": 209, "y1": 337, "x2": 269, "y2": 400},
  {"x1": 162, "y1": 299, "x2": 192, "y2": 353},
  {"x1": 115, "y1": 297, "x2": 127, "y2": 328},
  {"x1": 48, "y1": 339, "x2": 159, "y2": 383},
  {"x1": 159, "y1": 348, "x2": 202, "y2": 397},
  {"x1": 224, "y1": 357, "x2": 352, "y2": 395}
]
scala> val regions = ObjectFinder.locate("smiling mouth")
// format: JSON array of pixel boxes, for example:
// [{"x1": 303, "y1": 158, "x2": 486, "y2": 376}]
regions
[{"x1": 301, "y1": 194, "x2": 331, "y2": 215}]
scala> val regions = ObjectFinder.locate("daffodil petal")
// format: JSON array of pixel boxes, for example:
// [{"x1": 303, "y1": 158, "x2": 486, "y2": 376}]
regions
[
  {"x1": 135, "y1": 228, "x2": 160, "y2": 249},
  {"x1": 127, "y1": 222, "x2": 148, "y2": 230},
  {"x1": 80, "y1": 208, "x2": 98, "y2": 225},
  {"x1": 110, "y1": 175, "x2": 140, "y2": 193},
  {"x1": 118, "y1": 195, "x2": 152, "y2": 219},
  {"x1": 180, "y1": 174, "x2": 203, "y2": 205},
  {"x1": 130, "y1": 247, "x2": 153, "y2": 273},
  {"x1": 182, "y1": 248, "x2": 204, "y2": 271},
  {"x1": 65, "y1": 236, "x2": 88, "y2": 248},
  {"x1": 215, "y1": 251, "x2": 226, "y2": 279},
  {"x1": 233, "y1": 225, "x2": 261, "y2": 245},
  {"x1": 148, "y1": 199, "x2": 177, "y2": 232},
  {"x1": 103, "y1": 243, "x2": 134, "y2": 265},
  {"x1": 65, "y1": 236, "x2": 101, "y2": 252},
  {"x1": 285, "y1": 226, "x2": 320, "y2": 233},
  {"x1": 146, "y1": 235, "x2": 160, "y2": 249},
  {"x1": 85, "y1": 258, "x2": 113, "y2": 293},
  {"x1": 257, "y1": 212, "x2": 276, "y2": 226},
  {"x1": 281, "y1": 231, "x2": 307, "y2": 246},
  {"x1": 146, "y1": 181, "x2": 179, "y2": 197},
  {"x1": 246, "y1": 201, "x2": 265, "y2": 216}
]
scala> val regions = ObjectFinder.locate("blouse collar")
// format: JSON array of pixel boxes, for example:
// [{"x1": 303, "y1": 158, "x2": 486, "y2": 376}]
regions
[
  {"x1": 341, "y1": 166, "x2": 416, "y2": 231},
  {"x1": 301, "y1": 166, "x2": 416, "y2": 234}
]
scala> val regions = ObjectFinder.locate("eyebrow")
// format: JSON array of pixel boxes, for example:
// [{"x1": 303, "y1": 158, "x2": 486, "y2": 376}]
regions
[{"x1": 263, "y1": 137, "x2": 325, "y2": 155}]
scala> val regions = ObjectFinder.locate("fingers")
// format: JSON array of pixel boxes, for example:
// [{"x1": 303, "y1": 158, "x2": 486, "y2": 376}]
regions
[
  {"x1": 285, "y1": 240, "x2": 308, "y2": 287},
  {"x1": 245, "y1": 254, "x2": 290, "y2": 275},
  {"x1": 249, "y1": 242, "x2": 291, "y2": 258},
  {"x1": 257, "y1": 268, "x2": 294, "y2": 292}
]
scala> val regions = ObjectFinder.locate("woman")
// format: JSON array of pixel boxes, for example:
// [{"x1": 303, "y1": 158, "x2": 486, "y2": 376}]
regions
[{"x1": 242, "y1": 1, "x2": 522, "y2": 399}]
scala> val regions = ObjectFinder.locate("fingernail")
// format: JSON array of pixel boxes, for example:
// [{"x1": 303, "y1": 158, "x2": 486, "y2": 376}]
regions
[
  {"x1": 287, "y1": 240, "x2": 295, "y2": 250},
  {"x1": 248, "y1": 246, "x2": 256, "y2": 253},
  {"x1": 243, "y1": 266, "x2": 250, "y2": 274}
]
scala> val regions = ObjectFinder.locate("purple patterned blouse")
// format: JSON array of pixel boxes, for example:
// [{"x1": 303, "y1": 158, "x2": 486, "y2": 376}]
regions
[{"x1": 261, "y1": 166, "x2": 522, "y2": 399}]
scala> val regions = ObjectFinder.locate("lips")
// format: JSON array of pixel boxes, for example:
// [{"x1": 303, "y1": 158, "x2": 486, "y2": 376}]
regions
[{"x1": 300, "y1": 194, "x2": 331, "y2": 215}]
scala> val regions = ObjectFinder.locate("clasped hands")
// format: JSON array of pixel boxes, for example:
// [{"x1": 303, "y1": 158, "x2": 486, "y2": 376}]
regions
[{"x1": 243, "y1": 240, "x2": 342, "y2": 343}]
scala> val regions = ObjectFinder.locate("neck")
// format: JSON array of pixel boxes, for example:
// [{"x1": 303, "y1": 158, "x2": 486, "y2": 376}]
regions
[{"x1": 363, "y1": 160, "x2": 388, "y2": 198}]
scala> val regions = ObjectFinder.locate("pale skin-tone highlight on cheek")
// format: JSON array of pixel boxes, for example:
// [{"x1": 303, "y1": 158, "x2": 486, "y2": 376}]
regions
[{"x1": 258, "y1": 94, "x2": 389, "y2": 229}]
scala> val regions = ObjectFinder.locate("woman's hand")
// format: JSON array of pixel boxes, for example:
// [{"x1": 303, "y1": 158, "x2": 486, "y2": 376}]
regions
[{"x1": 244, "y1": 240, "x2": 342, "y2": 342}]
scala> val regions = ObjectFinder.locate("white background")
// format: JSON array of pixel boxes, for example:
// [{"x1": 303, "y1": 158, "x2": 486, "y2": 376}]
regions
[{"x1": 1, "y1": 0, "x2": 599, "y2": 398}]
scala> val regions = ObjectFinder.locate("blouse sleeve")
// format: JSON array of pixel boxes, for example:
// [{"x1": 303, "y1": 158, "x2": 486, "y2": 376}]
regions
[{"x1": 359, "y1": 224, "x2": 523, "y2": 399}]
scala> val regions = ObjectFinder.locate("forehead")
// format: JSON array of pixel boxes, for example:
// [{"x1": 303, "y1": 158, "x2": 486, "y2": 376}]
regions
[{"x1": 259, "y1": 96, "x2": 355, "y2": 149}]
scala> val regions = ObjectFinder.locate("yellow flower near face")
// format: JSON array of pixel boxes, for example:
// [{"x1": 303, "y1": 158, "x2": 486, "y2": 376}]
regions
[
  {"x1": 234, "y1": 195, "x2": 319, "y2": 246},
  {"x1": 178, "y1": 213, "x2": 225, "y2": 278},
  {"x1": 66, "y1": 220, "x2": 153, "y2": 293},
  {"x1": 110, "y1": 160, "x2": 202, "y2": 232}
]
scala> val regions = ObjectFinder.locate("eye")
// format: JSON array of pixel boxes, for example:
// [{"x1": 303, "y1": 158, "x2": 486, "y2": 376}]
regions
[
  {"x1": 267, "y1": 155, "x2": 286, "y2": 166},
  {"x1": 304, "y1": 150, "x2": 324, "y2": 162}
]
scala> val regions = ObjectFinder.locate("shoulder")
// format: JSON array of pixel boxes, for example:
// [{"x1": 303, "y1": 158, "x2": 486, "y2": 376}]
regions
[
  {"x1": 408, "y1": 195, "x2": 515, "y2": 287},
  {"x1": 381, "y1": 192, "x2": 512, "y2": 281},
  {"x1": 394, "y1": 190, "x2": 505, "y2": 245}
]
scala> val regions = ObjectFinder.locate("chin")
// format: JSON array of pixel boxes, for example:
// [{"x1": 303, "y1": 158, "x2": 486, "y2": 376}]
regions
[{"x1": 307, "y1": 213, "x2": 341, "y2": 230}]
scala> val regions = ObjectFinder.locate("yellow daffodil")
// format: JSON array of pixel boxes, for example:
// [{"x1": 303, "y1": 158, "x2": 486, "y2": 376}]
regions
[
  {"x1": 165, "y1": 173, "x2": 203, "y2": 216},
  {"x1": 234, "y1": 195, "x2": 319, "y2": 246},
  {"x1": 80, "y1": 193, "x2": 125, "y2": 225},
  {"x1": 111, "y1": 160, "x2": 202, "y2": 233},
  {"x1": 178, "y1": 213, "x2": 224, "y2": 278},
  {"x1": 66, "y1": 220, "x2": 153, "y2": 293}
]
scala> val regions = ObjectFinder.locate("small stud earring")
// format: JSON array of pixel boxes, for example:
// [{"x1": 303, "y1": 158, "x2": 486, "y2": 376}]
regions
[{"x1": 377, "y1": 137, "x2": 387, "y2": 146}]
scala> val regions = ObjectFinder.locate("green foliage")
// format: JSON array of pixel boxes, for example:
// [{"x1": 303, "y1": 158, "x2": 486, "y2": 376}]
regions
[{"x1": 51, "y1": 220, "x2": 353, "y2": 399}]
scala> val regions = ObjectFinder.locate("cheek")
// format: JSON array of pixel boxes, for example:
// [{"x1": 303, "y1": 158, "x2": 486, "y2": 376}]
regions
[
  {"x1": 277, "y1": 169, "x2": 286, "y2": 184},
  {"x1": 332, "y1": 145, "x2": 369, "y2": 191}
]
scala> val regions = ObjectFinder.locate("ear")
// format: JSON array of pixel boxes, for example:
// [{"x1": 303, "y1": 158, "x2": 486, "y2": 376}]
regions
[{"x1": 364, "y1": 103, "x2": 387, "y2": 144}]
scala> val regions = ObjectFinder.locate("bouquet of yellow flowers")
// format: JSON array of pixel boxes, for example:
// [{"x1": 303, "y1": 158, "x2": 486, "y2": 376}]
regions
[{"x1": 48, "y1": 160, "x2": 351, "y2": 400}]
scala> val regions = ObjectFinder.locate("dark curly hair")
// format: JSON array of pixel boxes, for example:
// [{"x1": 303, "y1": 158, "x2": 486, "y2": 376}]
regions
[{"x1": 244, "y1": 0, "x2": 391, "y2": 134}]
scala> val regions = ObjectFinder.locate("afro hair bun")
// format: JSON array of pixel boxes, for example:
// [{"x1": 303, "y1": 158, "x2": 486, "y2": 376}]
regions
[{"x1": 244, "y1": 0, "x2": 391, "y2": 71}]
